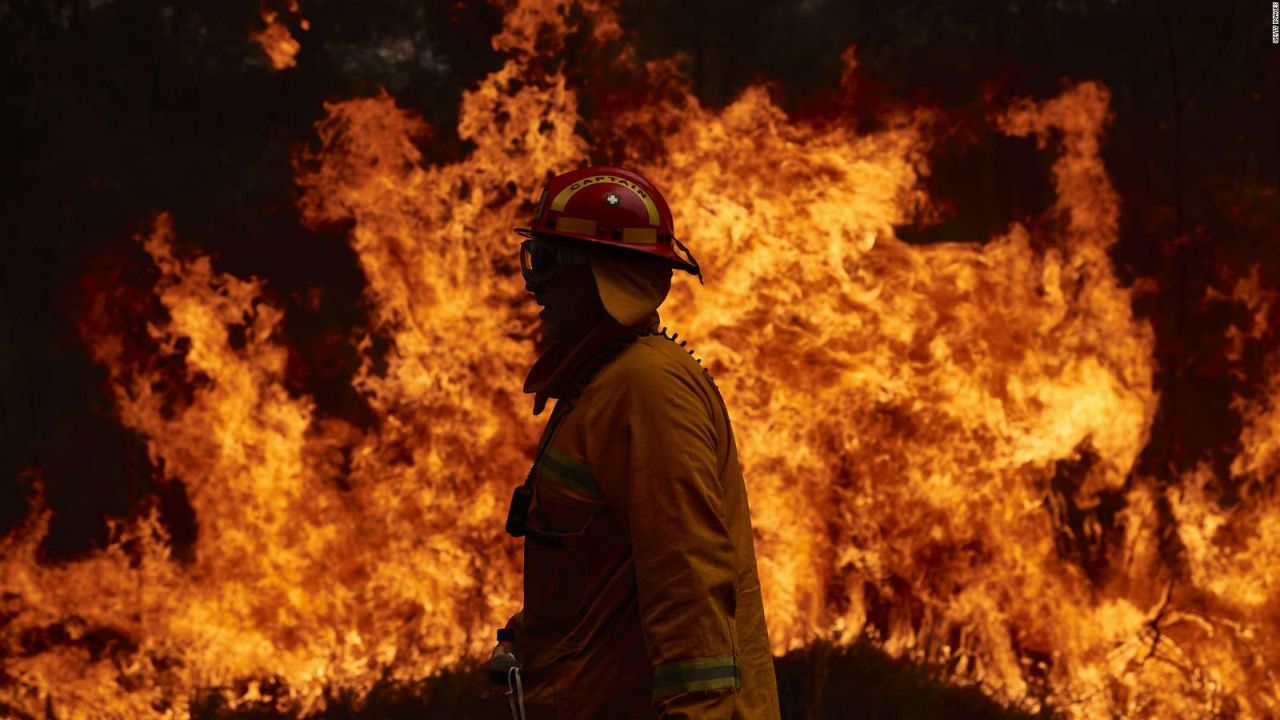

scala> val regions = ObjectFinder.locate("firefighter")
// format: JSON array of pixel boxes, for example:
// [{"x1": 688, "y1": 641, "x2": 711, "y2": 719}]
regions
[{"x1": 495, "y1": 166, "x2": 781, "y2": 719}]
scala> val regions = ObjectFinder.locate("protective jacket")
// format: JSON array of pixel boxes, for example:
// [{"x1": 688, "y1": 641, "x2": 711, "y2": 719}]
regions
[{"x1": 507, "y1": 310, "x2": 781, "y2": 719}]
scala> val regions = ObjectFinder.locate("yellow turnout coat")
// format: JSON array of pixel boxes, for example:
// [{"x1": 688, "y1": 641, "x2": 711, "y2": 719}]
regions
[{"x1": 506, "y1": 311, "x2": 780, "y2": 719}]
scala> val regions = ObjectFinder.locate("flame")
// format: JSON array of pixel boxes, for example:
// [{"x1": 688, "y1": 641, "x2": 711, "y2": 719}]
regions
[
  {"x1": 3, "y1": 1, "x2": 1278, "y2": 717},
  {"x1": 251, "y1": 1, "x2": 303, "y2": 70}
]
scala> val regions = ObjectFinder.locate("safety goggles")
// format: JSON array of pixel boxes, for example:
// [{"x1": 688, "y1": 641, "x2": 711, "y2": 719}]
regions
[{"x1": 520, "y1": 238, "x2": 589, "y2": 286}]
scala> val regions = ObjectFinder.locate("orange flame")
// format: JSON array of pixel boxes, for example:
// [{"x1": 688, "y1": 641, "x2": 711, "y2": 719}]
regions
[
  {"x1": 251, "y1": 1, "x2": 303, "y2": 70},
  {"x1": 3, "y1": 1, "x2": 1277, "y2": 717}
]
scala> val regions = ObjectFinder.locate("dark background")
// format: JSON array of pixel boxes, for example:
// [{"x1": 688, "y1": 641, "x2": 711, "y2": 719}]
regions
[{"x1": 1, "y1": 1, "x2": 1275, "y2": 717}]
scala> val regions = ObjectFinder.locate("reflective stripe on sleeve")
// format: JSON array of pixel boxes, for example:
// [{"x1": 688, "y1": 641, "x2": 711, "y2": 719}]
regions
[
  {"x1": 652, "y1": 655, "x2": 741, "y2": 699},
  {"x1": 539, "y1": 446, "x2": 601, "y2": 500}
]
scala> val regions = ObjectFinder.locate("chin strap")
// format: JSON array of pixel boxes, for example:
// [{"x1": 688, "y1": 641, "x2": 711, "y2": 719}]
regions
[{"x1": 671, "y1": 236, "x2": 703, "y2": 285}]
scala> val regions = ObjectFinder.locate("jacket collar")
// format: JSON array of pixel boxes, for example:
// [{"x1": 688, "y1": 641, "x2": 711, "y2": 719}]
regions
[{"x1": 523, "y1": 310, "x2": 661, "y2": 416}]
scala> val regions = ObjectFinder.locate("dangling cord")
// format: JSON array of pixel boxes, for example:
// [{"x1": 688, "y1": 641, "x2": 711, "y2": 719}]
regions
[
  {"x1": 671, "y1": 236, "x2": 704, "y2": 285},
  {"x1": 506, "y1": 666, "x2": 526, "y2": 720}
]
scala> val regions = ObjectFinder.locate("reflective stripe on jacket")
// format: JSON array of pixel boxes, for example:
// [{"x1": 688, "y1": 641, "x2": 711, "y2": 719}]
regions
[{"x1": 515, "y1": 329, "x2": 781, "y2": 719}]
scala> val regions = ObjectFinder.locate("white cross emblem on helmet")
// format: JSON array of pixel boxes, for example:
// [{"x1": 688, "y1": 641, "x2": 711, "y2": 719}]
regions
[{"x1": 604, "y1": 192, "x2": 620, "y2": 207}]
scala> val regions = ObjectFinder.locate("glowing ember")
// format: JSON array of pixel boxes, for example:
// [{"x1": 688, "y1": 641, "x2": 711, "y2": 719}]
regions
[
  {"x1": 1, "y1": 1, "x2": 1276, "y2": 718},
  {"x1": 251, "y1": 2, "x2": 303, "y2": 70}
]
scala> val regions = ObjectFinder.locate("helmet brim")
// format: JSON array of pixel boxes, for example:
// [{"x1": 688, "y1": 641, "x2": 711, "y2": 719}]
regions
[{"x1": 513, "y1": 226, "x2": 700, "y2": 276}]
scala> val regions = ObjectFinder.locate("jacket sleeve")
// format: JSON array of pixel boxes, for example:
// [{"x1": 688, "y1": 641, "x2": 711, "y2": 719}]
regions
[{"x1": 586, "y1": 348, "x2": 740, "y2": 719}]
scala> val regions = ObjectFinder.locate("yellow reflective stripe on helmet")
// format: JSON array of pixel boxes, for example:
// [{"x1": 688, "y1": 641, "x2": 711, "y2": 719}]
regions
[
  {"x1": 652, "y1": 656, "x2": 741, "y2": 699},
  {"x1": 539, "y1": 446, "x2": 600, "y2": 500},
  {"x1": 621, "y1": 227, "x2": 657, "y2": 245},
  {"x1": 556, "y1": 216, "x2": 597, "y2": 235},
  {"x1": 550, "y1": 175, "x2": 661, "y2": 226}
]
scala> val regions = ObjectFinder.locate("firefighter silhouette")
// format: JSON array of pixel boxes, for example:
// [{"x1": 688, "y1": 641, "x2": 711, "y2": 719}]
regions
[{"x1": 493, "y1": 166, "x2": 781, "y2": 719}]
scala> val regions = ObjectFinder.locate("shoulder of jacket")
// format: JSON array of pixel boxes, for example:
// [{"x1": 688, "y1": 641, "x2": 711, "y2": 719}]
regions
[
  {"x1": 592, "y1": 333, "x2": 715, "y2": 397},
  {"x1": 636, "y1": 331, "x2": 720, "y2": 391},
  {"x1": 593, "y1": 337, "x2": 671, "y2": 388}
]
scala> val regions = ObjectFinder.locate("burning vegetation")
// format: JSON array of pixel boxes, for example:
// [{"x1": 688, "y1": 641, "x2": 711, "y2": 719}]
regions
[{"x1": 2, "y1": 0, "x2": 1276, "y2": 718}]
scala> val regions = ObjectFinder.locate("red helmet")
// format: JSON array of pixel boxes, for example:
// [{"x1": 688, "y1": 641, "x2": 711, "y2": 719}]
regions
[{"x1": 515, "y1": 166, "x2": 702, "y2": 283}]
